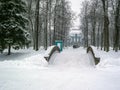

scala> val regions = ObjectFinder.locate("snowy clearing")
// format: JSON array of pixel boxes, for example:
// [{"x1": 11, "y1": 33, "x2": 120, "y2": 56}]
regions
[{"x1": 0, "y1": 47, "x2": 120, "y2": 90}]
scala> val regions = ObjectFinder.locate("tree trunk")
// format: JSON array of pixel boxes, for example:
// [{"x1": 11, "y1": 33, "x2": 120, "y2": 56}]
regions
[
  {"x1": 114, "y1": 0, "x2": 120, "y2": 52},
  {"x1": 101, "y1": 0, "x2": 109, "y2": 52},
  {"x1": 44, "y1": 0, "x2": 49, "y2": 50},
  {"x1": 49, "y1": 0, "x2": 52, "y2": 46},
  {"x1": 34, "y1": 0, "x2": 40, "y2": 51},
  {"x1": 97, "y1": 22, "x2": 101, "y2": 49},
  {"x1": 92, "y1": 8, "x2": 96, "y2": 46},
  {"x1": 27, "y1": 0, "x2": 34, "y2": 48},
  {"x1": 53, "y1": 2, "x2": 57, "y2": 45},
  {"x1": 8, "y1": 43, "x2": 11, "y2": 55},
  {"x1": 84, "y1": 21, "x2": 88, "y2": 48},
  {"x1": 101, "y1": 32, "x2": 103, "y2": 50}
]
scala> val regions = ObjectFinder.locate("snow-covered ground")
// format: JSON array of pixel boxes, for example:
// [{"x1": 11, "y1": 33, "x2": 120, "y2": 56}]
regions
[{"x1": 0, "y1": 47, "x2": 120, "y2": 90}]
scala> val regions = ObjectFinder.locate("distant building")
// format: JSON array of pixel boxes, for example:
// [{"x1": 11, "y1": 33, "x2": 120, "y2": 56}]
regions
[{"x1": 65, "y1": 29, "x2": 83, "y2": 46}]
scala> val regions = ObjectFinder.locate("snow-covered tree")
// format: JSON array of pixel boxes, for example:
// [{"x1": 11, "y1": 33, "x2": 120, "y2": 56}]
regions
[{"x1": 0, "y1": 0, "x2": 28, "y2": 55}]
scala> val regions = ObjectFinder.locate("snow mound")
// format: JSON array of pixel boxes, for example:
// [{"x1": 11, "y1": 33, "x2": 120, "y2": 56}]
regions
[
  {"x1": 24, "y1": 54, "x2": 48, "y2": 67},
  {"x1": 90, "y1": 46, "x2": 120, "y2": 68},
  {"x1": 44, "y1": 45, "x2": 56, "y2": 57},
  {"x1": 98, "y1": 58, "x2": 120, "y2": 67}
]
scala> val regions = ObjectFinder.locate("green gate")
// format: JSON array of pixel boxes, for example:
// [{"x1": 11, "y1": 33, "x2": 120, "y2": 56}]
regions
[{"x1": 55, "y1": 40, "x2": 63, "y2": 52}]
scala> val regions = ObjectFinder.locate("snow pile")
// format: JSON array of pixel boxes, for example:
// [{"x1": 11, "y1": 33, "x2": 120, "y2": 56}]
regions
[
  {"x1": 91, "y1": 46, "x2": 120, "y2": 67},
  {"x1": 23, "y1": 54, "x2": 48, "y2": 67},
  {"x1": 44, "y1": 45, "x2": 56, "y2": 57},
  {"x1": 98, "y1": 58, "x2": 120, "y2": 67}
]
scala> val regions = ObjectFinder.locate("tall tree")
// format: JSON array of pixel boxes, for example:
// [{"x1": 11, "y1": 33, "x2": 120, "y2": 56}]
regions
[
  {"x1": 114, "y1": 0, "x2": 120, "y2": 52},
  {"x1": 26, "y1": 0, "x2": 34, "y2": 46},
  {"x1": 48, "y1": 0, "x2": 53, "y2": 46},
  {"x1": 0, "y1": 0, "x2": 28, "y2": 55},
  {"x1": 101, "y1": 0, "x2": 110, "y2": 52},
  {"x1": 80, "y1": 1, "x2": 90, "y2": 47},
  {"x1": 53, "y1": 0, "x2": 72, "y2": 45},
  {"x1": 44, "y1": 0, "x2": 49, "y2": 50},
  {"x1": 89, "y1": 0, "x2": 99, "y2": 46},
  {"x1": 34, "y1": 0, "x2": 40, "y2": 51}
]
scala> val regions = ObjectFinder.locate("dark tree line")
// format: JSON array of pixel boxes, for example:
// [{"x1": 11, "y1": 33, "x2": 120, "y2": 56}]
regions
[{"x1": 80, "y1": 0, "x2": 120, "y2": 52}]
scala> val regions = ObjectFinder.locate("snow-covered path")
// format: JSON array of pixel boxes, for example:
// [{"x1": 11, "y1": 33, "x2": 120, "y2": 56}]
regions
[
  {"x1": 0, "y1": 47, "x2": 120, "y2": 90},
  {"x1": 49, "y1": 47, "x2": 95, "y2": 68},
  {"x1": 1, "y1": 66, "x2": 120, "y2": 90}
]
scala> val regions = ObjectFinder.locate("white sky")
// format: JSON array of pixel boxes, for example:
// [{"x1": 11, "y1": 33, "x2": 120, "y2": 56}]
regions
[
  {"x1": 68, "y1": 0, "x2": 84, "y2": 28},
  {"x1": 70, "y1": 0, "x2": 81, "y2": 13}
]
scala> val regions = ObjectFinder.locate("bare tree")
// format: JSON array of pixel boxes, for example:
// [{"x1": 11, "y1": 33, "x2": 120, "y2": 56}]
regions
[
  {"x1": 114, "y1": 0, "x2": 120, "y2": 51},
  {"x1": 80, "y1": 1, "x2": 90, "y2": 47},
  {"x1": 53, "y1": 0, "x2": 72, "y2": 45},
  {"x1": 34, "y1": 0, "x2": 40, "y2": 51},
  {"x1": 101, "y1": 0, "x2": 110, "y2": 52}
]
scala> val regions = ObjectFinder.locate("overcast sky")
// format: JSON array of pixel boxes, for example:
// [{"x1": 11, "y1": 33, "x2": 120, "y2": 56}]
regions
[{"x1": 68, "y1": 0, "x2": 84, "y2": 28}]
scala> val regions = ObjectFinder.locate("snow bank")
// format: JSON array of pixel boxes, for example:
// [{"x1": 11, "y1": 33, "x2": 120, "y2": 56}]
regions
[
  {"x1": 23, "y1": 54, "x2": 48, "y2": 67},
  {"x1": 97, "y1": 58, "x2": 120, "y2": 67},
  {"x1": 0, "y1": 54, "x2": 48, "y2": 68},
  {"x1": 91, "y1": 46, "x2": 120, "y2": 68},
  {"x1": 44, "y1": 45, "x2": 56, "y2": 57},
  {"x1": 0, "y1": 47, "x2": 48, "y2": 68},
  {"x1": 0, "y1": 47, "x2": 45, "y2": 61}
]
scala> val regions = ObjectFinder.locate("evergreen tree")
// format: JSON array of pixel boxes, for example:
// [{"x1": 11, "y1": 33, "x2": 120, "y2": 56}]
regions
[{"x1": 0, "y1": 0, "x2": 28, "y2": 55}]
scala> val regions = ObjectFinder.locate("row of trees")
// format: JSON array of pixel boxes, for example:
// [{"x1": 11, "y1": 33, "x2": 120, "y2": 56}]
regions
[
  {"x1": 80, "y1": 0, "x2": 120, "y2": 52},
  {"x1": 26, "y1": 0, "x2": 72, "y2": 51},
  {"x1": 0, "y1": 0, "x2": 72, "y2": 55}
]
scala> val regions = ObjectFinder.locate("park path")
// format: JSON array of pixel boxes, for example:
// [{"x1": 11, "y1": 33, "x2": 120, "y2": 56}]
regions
[{"x1": 49, "y1": 47, "x2": 95, "y2": 68}]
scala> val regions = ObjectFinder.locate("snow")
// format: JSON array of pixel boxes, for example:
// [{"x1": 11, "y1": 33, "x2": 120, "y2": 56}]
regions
[
  {"x1": 49, "y1": 47, "x2": 95, "y2": 68},
  {"x1": 69, "y1": 30, "x2": 82, "y2": 35},
  {"x1": 44, "y1": 45, "x2": 56, "y2": 57},
  {"x1": 93, "y1": 47, "x2": 120, "y2": 68},
  {"x1": 0, "y1": 47, "x2": 120, "y2": 90}
]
